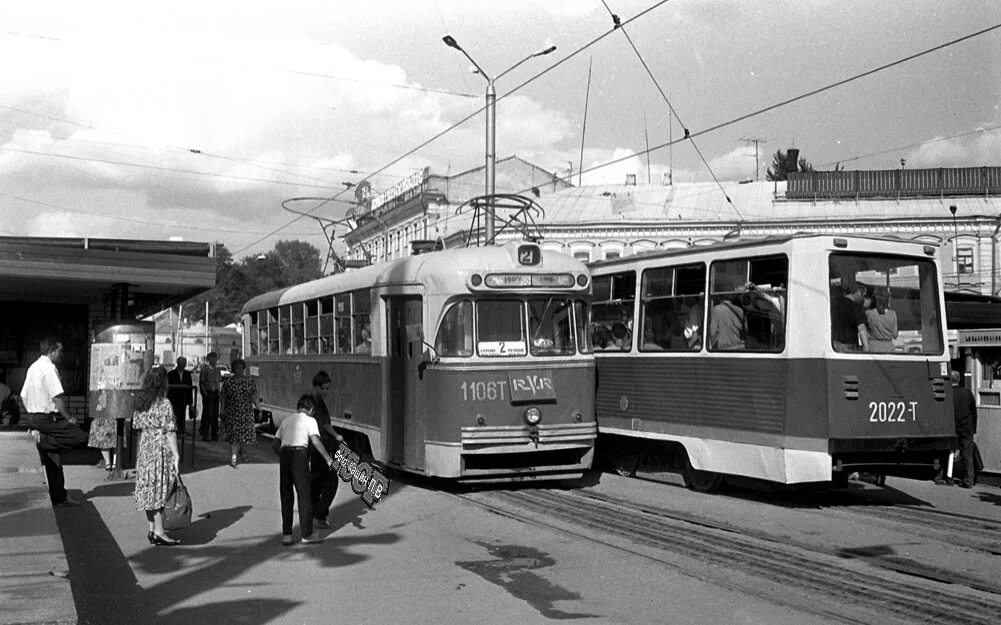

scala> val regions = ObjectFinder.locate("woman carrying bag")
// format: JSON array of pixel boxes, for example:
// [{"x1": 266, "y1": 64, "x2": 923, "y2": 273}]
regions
[{"x1": 133, "y1": 367, "x2": 182, "y2": 546}]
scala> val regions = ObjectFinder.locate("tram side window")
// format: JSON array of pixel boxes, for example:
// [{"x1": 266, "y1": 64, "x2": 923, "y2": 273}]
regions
[
  {"x1": 290, "y1": 302, "x2": 305, "y2": 354},
  {"x1": 477, "y1": 300, "x2": 527, "y2": 356},
  {"x1": 304, "y1": 300, "x2": 319, "y2": 354},
  {"x1": 247, "y1": 312, "x2": 259, "y2": 356},
  {"x1": 591, "y1": 272, "x2": 636, "y2": 351},
  {"x1": 574, "y1": 300, "x2": 593, "y2": 354},
  {"x1": 279, "y1": 305, "x2": 292, "y2": 354},
  {"x1": 352, "y1": 289, "x2": 371, "y2": 354},
  {"x1": 640, "y1": 263, "x2": 706, "y2": 352},
  {"x1": 319, "y1": 297, "x2": 335, "y2": 354},
  {"x1": 829, "y1": 254, "x2": 943, "y2": 355},
  {"x1": 529, "y1": 297, "x2": 576, "y2": 356},
  {"x1": 708, "y1": 255, "x2": 787, "y2": 352},
  {"x1": 435, "y1": 300, "x2": 473, "y2": 357},
  {"x1": 267, "y1": 308, "x2": 280, "y2": 354},
  {"x1": 335, "y1": 294, "x2": 352, "y2": 353}
]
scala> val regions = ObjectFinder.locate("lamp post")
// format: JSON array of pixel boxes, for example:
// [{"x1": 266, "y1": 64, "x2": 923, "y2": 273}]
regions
[{"x1": 443, "y1": 35, "x2": 556, "y2": 243}]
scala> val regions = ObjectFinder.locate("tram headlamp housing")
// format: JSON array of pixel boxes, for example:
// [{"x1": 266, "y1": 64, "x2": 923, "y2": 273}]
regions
[
  {"x1": 524, "y1": 407, "x2": 542, "y2": 425},
  {"x1": 471, "y1": 274, "x2": 482, "y2": 287},
  {"x1": 576, "y1": 273, "x2": 588, "y2": 287}
]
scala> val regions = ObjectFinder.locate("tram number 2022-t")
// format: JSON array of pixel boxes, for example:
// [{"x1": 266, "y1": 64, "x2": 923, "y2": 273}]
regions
[{"x1": 868, "y1": 401, "x2": 918, "y2": 423}]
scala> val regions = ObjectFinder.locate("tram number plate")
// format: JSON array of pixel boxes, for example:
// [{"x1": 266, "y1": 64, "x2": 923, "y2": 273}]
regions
[
  {"x1": 868, "y1": 401, "x2": 918, "y2": 423},
  {"x1": 508, "y1": 371, "x2": 556, "y2": 402}
]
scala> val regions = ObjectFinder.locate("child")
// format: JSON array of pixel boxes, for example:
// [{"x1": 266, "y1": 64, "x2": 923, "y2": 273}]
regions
[{"x1": 272, "y1": 394, "x2": 336, "y2": 545}]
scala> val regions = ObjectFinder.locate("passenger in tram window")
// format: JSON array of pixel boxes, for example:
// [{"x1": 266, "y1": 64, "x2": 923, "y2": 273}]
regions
[
  {"x1": 610, "y1": 321, "x2": 631, "y2": 350},
  {"x1": 591, "y1": 323, "x2": 613, "y2": 350},
  {"x1": 831, "y1": 281, "x2": 869, "y2": 352},
  {"x1": 355, "y1": 321, "x2": 372, "y2": 354},
  {"x1": 865, "y1": 287, "x2": 898, "y2": 353},
  {"x1": 743, "y1": 284, "x2": 785, "y2": 351},
  {"x1": 684, "y1": 298, "x2": 704, "y2": 350},
  {"x1": 709, "y1": 293, "x2": 745, "y2": 350},
  {"x1": 641, "y1": 326, "x2": 663, "y2": 351}
]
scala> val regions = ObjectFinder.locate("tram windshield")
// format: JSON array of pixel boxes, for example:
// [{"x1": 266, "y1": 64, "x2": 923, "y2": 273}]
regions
[
  {"x1": 434, "y1": 297, "x2": 591, "y2": 358},
  {"x1": 829, "y1": 253, "x2": 943, "y2": 355}
]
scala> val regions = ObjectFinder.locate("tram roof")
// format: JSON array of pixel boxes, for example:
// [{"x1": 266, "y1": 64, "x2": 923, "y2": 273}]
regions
[
  {"x1": 588, "y1": 233, "x2": 940, "y2": 271},
  {"x1": 241, "y1": 242, "x2": 586, "y2": 313}
]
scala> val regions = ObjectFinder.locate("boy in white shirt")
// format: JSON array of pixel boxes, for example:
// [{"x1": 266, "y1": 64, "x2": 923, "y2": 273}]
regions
[{"x1": 273, "y1": 394, "x2": 336, "y2": 545}]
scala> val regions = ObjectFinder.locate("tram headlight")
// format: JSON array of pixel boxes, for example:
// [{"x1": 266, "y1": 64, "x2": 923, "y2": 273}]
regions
[
  {"x1": 576, "y1": 273, "x2": 588, "y2": 287},
  {"x1": 524, "y1": 407, "x2": 542, "y2": 425},
  {"x1": 471, "y1": 273, "x2": 482, "y2": 287}
]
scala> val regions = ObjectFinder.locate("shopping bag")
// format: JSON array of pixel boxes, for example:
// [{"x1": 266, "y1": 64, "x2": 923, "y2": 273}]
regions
[{"x1": 163, "y1": 476, "x2": 192, "y2": 530}]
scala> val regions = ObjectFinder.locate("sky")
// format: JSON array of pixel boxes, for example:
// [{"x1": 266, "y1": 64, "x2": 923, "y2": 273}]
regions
[{"x1": 1, "y1": 0, "x2": 999, "y2": 259}]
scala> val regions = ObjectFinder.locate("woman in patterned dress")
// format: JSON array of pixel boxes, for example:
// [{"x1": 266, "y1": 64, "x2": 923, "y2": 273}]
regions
[
  {"x1": 133, "y1": 367, "x2": 180, "y2": 546},
  {"x1": 220, "y1": 359, "x2": 259, "y2": 468}
]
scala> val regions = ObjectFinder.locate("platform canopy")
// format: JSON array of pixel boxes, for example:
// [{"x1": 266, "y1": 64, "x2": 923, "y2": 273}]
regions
[{"x1": 0, "y1": 237, "x2": 216, "y2": 316}]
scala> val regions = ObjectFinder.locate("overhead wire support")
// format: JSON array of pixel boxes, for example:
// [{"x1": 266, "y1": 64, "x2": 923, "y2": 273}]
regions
[{"x1": 600, "y1": 0, "x2": 740, "y2": 220}]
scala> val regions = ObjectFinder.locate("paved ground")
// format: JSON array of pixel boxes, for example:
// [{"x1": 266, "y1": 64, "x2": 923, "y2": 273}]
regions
[{"x1": 43, "y1": 433, "x2": 1001, "y2": 625}]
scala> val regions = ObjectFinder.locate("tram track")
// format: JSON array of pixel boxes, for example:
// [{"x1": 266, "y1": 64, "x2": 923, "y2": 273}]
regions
[
  {"x1": 456, "y1": 486, "x2": 1001, "y2": 625},
  {"x1": 831, "y1": 502, "x2": 1001, "y2": 555}
]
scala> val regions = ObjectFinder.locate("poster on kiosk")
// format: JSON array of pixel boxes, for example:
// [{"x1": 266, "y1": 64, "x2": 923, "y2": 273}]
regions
[{"x1": 88, "y1": 322, "x2": 155, "y2": 473}]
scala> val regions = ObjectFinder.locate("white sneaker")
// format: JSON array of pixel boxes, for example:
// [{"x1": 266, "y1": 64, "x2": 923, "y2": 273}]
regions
[{"x1": 300, "y1": 533, "x2": 323, "y2": 544}]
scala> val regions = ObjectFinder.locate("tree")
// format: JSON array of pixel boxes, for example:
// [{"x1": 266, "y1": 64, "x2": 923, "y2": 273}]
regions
[
  {"x1": 765, "y1": 149, "x2": 815, "y2": 181},
  {"x1": 182, "y1": 240, "x2": 323, "y2": 327}
]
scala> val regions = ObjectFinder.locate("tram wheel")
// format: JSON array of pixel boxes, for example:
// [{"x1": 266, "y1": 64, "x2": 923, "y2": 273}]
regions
[
  {"x1": 682, "y1": 457, "x2": 723, "y2": 493},
  {"x1": 611, "y1": 453, "x2": 639, "y2": 477}
]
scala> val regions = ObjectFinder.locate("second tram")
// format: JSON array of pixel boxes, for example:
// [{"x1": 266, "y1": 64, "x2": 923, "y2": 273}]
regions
[
  {"x1": 241, "y1": 240, "x2": 596, "y2": 483},
  {"x1": 589, "y1": 234, "x2": 955, "y2": 490}
]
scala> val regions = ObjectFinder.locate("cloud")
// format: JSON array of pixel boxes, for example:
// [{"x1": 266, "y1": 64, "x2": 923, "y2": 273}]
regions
[{"x1": 905, "y1": 129, "x2": 1001, "y2": 168}]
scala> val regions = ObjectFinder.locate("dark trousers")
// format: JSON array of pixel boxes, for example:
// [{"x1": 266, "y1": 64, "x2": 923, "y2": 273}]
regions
[
  {"x1": 27, "y1": 413, "x2": 89, "y2": 504},
  {"x1": 169, "y1": 400, "x2": 188, "y2": 436},
  {"x1": 957, "y1": 434, "x2": 976, "y2": 486},
  {"x1": 310, "y1": 444, "x2": 339, "y2": 522},
  {"x1": 199, "y1": 391, "x2": 219, "y2": 440},
  {"x1": 279, "y1": 447, "x2": 313, "y2": 537}
]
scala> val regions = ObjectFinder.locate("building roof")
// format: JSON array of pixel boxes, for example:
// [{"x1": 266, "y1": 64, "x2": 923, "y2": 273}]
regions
[{"x1": 537, "y1": 180, "x2": 1001, "y2": 226}]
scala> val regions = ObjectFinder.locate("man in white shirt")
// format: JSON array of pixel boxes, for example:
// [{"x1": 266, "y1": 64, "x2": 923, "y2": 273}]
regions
[{"x1": 21, "y1": 337, "x2": 89, "y2": 506}]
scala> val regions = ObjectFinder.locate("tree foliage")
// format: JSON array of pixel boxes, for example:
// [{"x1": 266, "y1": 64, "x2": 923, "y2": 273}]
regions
[
  {"x1": 182, "y1": 240, "x2": 323, "y2": 326},
  {"x1": 765, "y1": 149, "x2": 815, "y2": 181}
]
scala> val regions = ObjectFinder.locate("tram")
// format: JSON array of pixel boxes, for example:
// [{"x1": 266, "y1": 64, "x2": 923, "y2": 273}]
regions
[
  {"x1": 240, "y1": 240, "x2": 596, "y2": 483},
  {"x1": 589, "y1": 234, "x2": 955, "y2": 491}
]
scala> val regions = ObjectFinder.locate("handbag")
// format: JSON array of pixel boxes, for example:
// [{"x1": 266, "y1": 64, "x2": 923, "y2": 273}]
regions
[{"x1": 163, "y1": 476, "x2": 192, "y2": 530}]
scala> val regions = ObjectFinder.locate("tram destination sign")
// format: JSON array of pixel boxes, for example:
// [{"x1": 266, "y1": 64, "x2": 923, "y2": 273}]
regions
[{"x1": 330, "y1": 442, "x2": 390, "y2": 508}]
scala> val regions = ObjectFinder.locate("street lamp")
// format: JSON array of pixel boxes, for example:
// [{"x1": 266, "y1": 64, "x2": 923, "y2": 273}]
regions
[{"x1": 443, "y1": 34, "x2": 556, "y2": 243}]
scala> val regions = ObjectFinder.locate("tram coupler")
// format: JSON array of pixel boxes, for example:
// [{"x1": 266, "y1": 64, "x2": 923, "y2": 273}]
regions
[{"x1": 528, "y1": 426, "x2": 540, "y2": 448}]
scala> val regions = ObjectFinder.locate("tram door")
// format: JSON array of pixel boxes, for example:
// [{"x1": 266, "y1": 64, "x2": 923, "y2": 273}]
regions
[{"x1": 386, "y1": 296, "x2": 425, "y2": 470}]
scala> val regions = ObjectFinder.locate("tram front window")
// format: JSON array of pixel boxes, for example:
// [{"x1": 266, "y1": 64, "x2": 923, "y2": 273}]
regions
[
  {"x1": 529, "y1": 297, "x2": 576, "y2": 356},
  {"x1": 435, "y1": 301, "x2": 473, "y2": 357},
  {"x1": 477, "y1": 300, "x2": 527, "y2": 357},
  {"x1": 829, "y1": 254, "x2": 943, "y2": 355}
]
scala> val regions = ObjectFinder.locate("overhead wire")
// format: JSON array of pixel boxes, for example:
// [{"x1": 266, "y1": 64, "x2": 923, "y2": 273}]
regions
[
  {"x1": 253, "y1": 0, "x2": 675, "y2": 252},
  {"x1": 551, "y1": 21, "x2": 1001, "y2": 191},
  {"x1": 598, "y1": 0, "x2": 741, "y2": 220}
]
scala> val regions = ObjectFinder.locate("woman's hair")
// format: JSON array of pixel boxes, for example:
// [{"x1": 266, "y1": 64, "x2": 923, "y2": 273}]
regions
[
  {"x1": 231, "y1": 358, "x2": 246, "y2": 372},
  {"x1": 873, "y1": 286, "x2": 891, "y2": 313},
  {"x1": 134, "y1": 367, "x2": 168, "y2": 413}
]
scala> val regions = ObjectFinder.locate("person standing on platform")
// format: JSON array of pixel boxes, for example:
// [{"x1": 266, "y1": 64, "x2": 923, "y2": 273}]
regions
[
  {"x1": 166, "y1": 357, "x2": 194, "y2": 436},
  {"x1": 952, "y1": 370, "x2": 978, "y2": 489},
  {"x1": 308, "y1": 371, "x2": 344, "y2": 529},
  {"x1": 198, "y1": 352, "x2": 222, "y2": 442},
  {"x1": 133, "y1": 366, "x2": 181, "y2": 546},
  {"x1": 21, "y1": 336, "x2": 89, "y2": 506},
  {"x1": 219, "y1": 359, "x2": 259, "y2": 468}
]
